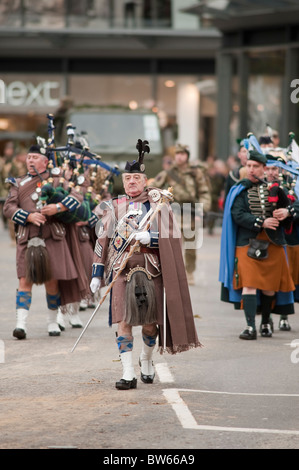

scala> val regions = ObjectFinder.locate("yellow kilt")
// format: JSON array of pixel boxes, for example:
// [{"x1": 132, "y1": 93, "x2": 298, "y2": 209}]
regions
[{"x1": 233, "y1": 233, "x2": 295, "y2": 293}]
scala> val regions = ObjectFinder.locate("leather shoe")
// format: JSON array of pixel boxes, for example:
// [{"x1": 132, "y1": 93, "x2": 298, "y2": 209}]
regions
[
  {"x1": 260, "y1": 324, "x2": 272, "y2": 337},
  {"x1": 13, "y1": 328, "x2": 26, "y2": 340},
  {"x1": 140, "y1": 372, "x2": 155, "y2": 384},
  {"x1": 259, "y1": 318, "x2": 274, "y2": 333},
  {"x1": 239, "y1": 327, "x2": 257, "y2": 340},
  {"x1": 279, "y1": 319, "x2": 291, "y2": 331},
  {"x1": 138, "y1": 358, "x2": 155, "y2": 384},
  {"x1": 115, "y1": 377, "x2": 137, "y2": 390}
]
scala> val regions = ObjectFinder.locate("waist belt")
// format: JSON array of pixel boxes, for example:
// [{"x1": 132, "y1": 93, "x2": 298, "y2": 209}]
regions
[{"x1": 125, "y1": 245, "x2": 159, "y2": 256}]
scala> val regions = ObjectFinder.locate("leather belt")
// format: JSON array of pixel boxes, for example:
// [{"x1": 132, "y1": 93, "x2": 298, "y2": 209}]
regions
[{"x1": 124, "y1": 246, "x2": 159, "y2": 256}]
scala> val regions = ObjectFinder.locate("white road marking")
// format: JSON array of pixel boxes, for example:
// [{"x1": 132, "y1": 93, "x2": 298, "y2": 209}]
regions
[
  {"x1": 155, "y1": 362, "x2": 174, "y2": 383},
  {"x1": 163, "y1": 388, "x2": 299, "y2": 435}
]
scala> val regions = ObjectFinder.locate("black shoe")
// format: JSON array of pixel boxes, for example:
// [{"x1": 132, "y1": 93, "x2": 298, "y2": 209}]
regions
[
  {"x1": 13, "y1": 328, "x2": 26, "y2": 340},
  {"x1": 259, "y1": 318, "x2": 274, "y2": 333},
  {"x1": 115, "y1": 377, "x2": 137, "y2": 390},
  {"x1": 140, "y1": 373, "x2": 155, "y2": 384},
  {"x1": 139, "y1": 358, "x2": 155, "y2": 384},
  {"x1": 239, "y1": 327, "x2": 257, "y2": 340},
  {"x1": 279, "y1": 319, "x2": 291, "y2": 331},
  {"x1": 260, "y1": 324, "x2": 272, "y2": 337},
  {"x1": 48, "y1": 331, "x2": 61, "y2": 337}
]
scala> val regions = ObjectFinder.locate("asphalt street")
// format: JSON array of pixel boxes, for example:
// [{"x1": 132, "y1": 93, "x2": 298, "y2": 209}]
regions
[{"x1": 0, "y1": 220, "x2": 299, "y2": 451}]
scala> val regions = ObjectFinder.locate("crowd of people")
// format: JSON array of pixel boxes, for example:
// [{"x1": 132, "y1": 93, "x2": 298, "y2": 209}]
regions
[
  {"x1": 0, "y1": 134, "x2": 205, "y2": 390},
  {"x1": 1, "y1": 124, "x2": 298, "y2": 388}
]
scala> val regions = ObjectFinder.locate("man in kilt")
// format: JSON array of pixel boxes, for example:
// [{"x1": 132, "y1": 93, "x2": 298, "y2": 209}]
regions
[
  {"x1": 90, "y1": 141, "x2": 201, "y2": 390},
  {"x1": 3, "y1": 143, "x2": 90, "y2": 339},
  {"x1": 219, "y1": 150, "x2": 295, "y2": 340}
]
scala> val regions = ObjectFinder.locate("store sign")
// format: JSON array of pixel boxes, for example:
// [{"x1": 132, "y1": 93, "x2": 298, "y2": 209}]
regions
[{"x1": 0, "y1": 79, "x2": 60, "y2": 106}]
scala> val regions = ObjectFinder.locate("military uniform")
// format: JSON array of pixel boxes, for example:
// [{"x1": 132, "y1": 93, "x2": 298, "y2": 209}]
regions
[
  {"x1": 3, "y1": 144, "x2": 90, "y2": 339},
  {"x1": 219, "y1": 150, "x2": 295, "y2": 340},
  {"x1": 153, "y1": 145, "x2": 211, "y2": 284},
  {"x1": 90, "y1": 140, "x2": 201, "y2": 390},
  {"x1": 264, "y1": 153, "x2": 298, "y2": 331}
]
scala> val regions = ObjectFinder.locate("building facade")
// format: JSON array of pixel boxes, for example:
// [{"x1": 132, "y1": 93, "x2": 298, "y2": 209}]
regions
[
  {"x1": 1, "y1": 1, "x2": 299, "y2": 164},
  {"x1": 0, "y1": 0, "x2": 220, "y2": 165}
]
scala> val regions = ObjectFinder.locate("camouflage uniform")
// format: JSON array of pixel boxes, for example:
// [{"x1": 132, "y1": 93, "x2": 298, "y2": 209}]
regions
[
  {"x1": 1, "y1": 154, "x2": 27, "y2": 241},
  {"x1": 153, "y1": 156, "x2": 211, "y2": 280}
]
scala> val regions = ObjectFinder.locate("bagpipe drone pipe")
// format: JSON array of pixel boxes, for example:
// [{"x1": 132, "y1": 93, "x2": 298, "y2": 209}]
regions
[{"x1": 244, "y1": 130, "x2": 299, "y2": 233}]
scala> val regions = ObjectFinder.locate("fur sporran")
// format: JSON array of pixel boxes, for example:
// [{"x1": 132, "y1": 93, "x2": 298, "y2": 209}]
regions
[
  {"x1": 125, "y1": 270, "x2": 157, "y2": 326},
  {"x1": 25, "y1": 237, "x2": 52, "y2": 285}
]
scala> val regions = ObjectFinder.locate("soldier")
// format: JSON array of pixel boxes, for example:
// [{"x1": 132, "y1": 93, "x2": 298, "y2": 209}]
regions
[
  {"x1": 219, "y1": 150, "x2": 295, "y2": 340},
  {"x1": 259, "y1": 135, "x2": 274, "y2": 150},
  {"x1": 2, "y1": 146, "x2": 27, "y2": 244},
  {"x1": 3, "y1": 143, "x2": 90, "y2": 339},
  {"x1": 270, "y1": 130, "x2": 280, "y2": 149},
  {"x1": 90, "y1": 139, "x2": 201, "y2": 390},
  {"x1": 153, "y1": 144, "x2": 211, "y2": 285},
  {"x1": 224, "y1": 140, "x2": 248, "y2": 202},
  {"x1": 0, "y1": 141, "x2": 16, "y2": 229},
  {"x1": 266, "y1": 153, "x2": 299, "y2": 331}
]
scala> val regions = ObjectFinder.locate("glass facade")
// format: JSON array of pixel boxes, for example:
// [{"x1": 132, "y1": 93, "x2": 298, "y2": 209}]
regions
[
  {"x1": 0, "y1": 71, "x2": 216, "y2": 162},
  {"x1": 0, "y1": 0, "x2": 200, "y2": 30},
  {"x1": 1, "y1": 1, "x2": 295, "y2": 161},
  {"x1": 228, "y1": 50, "x2": 286, "y2": 155}
]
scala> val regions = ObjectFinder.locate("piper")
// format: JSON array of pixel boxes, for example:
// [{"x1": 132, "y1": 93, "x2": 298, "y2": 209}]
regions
[{"x1": 87, "y1": 138, "x2": 202, "y2": 390}]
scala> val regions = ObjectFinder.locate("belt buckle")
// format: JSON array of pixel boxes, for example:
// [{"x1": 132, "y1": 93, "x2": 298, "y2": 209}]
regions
[{"x1": 135, "y1": 245, "x2": 141, "y2": 253}]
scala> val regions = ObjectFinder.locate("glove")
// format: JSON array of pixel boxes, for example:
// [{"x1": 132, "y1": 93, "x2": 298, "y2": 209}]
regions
[
  {"x1": 134, "y1": 231, "x2": 150, "y2": 245},
  {"x1": 90, "y1": 277, "x2": 101, "y2": 294}
]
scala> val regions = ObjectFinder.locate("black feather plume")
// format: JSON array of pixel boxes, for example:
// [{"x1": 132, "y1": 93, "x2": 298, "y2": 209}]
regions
[{"x1": 136, "y1": 138, "x2": 150, "y2": 166}]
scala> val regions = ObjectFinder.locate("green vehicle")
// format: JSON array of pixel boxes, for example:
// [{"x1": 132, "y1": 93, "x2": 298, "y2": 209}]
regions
[{"x1": 60, "y1": 107, "x2": 164, "y2": 194}]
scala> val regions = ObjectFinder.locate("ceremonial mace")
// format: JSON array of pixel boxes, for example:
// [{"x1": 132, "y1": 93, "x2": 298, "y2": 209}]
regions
[{"x1": 71, "y1": 187, "x2": 173, "y2": 353}]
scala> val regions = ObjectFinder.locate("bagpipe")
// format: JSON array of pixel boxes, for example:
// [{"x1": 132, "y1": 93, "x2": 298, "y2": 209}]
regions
[
  {"x1": 243, "y1": 130, "x2": 299, "y2": 232},
  {"x1": 34, "y1": 114, "x2": 120, "y2": 224},
  {"x1": 244, "y1": 130, "x2": 299, "y2": 201}
]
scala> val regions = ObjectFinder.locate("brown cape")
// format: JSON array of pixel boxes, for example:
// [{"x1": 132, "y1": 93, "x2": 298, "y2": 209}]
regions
[
  {"x1": 93, "y1": 187, "x2": 202, "y2": 354},
  {"x1": 154, "y1": 193, "x2": 202, "y2": 353}
]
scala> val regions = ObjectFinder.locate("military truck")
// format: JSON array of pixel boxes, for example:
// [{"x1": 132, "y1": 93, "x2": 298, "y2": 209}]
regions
[{"x1": 59, "y1": 107, "x2": 164, "y2": 194}]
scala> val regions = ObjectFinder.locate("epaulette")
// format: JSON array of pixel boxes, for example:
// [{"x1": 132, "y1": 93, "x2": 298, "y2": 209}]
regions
[{"x1": 5, "y1": 177, "x2": 18, "y2": 187}]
